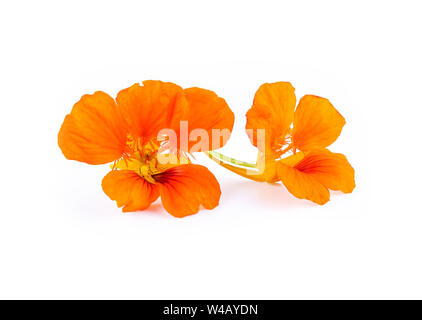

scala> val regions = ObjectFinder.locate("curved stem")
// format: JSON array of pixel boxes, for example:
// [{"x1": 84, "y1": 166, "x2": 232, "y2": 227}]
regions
[
  {"x1": 204, "y1": 151, "x2": 266, "y2": 182},
  {"x1": 206, "y1": 150, "x2": 257, "y2": 168}
]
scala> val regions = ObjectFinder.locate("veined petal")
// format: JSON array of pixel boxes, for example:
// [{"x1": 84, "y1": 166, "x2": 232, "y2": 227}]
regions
[
  {"x1": 277, "y1": 149, "x2": 355, "y2": 205},
  {"x1": 154, "y1": 164, "x2": 221, "y2": 218},
  {"x1": 58, "y1": 91, "x2": 128, "y2": 165},
  {"x1": 102, "y1": 170, "x2": 159, "y2": 212},
  {"x1": 277, "y1": 162, "x2": 330, "y2": 205},
  {"x1": 246, "y1": 82, "x2": 296, "y2": 151},
  {"x1": 184, "y1": 87, "x2": 235, "y2": 151},
  {"x1": 292, "y1": 95, "x2": 345, "y2": 151},
  {"x1": 294, "y1": 149, "x2": 355, "y2": 193},
  {"x1": 116, "y1": 81, "x2": 188, "y2": 144}
]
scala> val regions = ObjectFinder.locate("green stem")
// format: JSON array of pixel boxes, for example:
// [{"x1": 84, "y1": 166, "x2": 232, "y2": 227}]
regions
[
  {"x1": 204, "y1": 151, "x2": 267, "y2": 182},
  {"x1": 206, "y1": 150, "x2": 257, "y2": 169}
]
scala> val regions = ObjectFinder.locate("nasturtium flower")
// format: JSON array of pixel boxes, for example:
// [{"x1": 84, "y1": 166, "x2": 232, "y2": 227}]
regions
[
  {"x1": 58, "y1": 81, "x2": 234, "y2": 217},
  {"x1": 208, "y1": 82, "x2": 355, "y2": 205}
]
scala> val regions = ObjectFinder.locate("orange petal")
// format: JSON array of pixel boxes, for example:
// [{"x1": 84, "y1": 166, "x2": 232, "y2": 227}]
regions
[
  {"x1": 184, "y1": 87, "x2": 235, "y2": 151},
  {"x1": 155, "y1": 164, "x2": 221, "y2": 218},
  {"x1": 246, "y1": 82, "x2": 296, "y2": 151},
  {"x1": 102, "y1": 170, "x2": 159, "y2": 212},
  {"x1": 277, "y1": 162, "x2": 330, "y2": 205},
  {"x1": 279, "y1": 151, "x2": 305, "y2": 167},
  {"x1": 116, "y1": 81, "x2": 188, "y2": 144},
  {"x1": 292, "y1": 95, "x2": 345, "y2": 151},
  {"x1": 295, "y1": 149, "x2": 355, "y2": 193},
  {"x1": 58, "y1": 91, "x2": 128, "y2": 165},
  {"x1": 277, "y1": 149, "x2": 355, "y2": 204}
]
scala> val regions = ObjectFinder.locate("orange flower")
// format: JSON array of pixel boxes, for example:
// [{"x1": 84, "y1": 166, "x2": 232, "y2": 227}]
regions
[
  {"x1": 208, "y1": 82, "x2": 355, "y2": 205},
  {"x1": 58, "y1": 81, "x2": 234, "y2": 217}
]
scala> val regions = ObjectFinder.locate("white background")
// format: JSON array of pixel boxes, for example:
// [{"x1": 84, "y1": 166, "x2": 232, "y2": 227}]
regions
[{"x1": 0, "y1": 0, "x2": 421, "y2": 299}]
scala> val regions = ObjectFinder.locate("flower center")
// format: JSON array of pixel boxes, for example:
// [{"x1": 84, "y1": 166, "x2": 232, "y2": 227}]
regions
[
  {"x1": 110, "y1": 136, "x2": 164, "y2": 183},
  {"x1": 113, "y1": 135, "x2": 191, "y2": 183},
  {"x1": 137, "y1": 158, "x2": 159, "y2": 184}
]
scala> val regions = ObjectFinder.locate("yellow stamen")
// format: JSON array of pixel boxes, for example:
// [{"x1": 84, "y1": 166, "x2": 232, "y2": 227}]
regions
[{"x1": 139, "y1": 164, "x2": 157, "y2": 184}]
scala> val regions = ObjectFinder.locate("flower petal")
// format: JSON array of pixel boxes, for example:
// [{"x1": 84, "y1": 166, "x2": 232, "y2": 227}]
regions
[
  {"x1": 246, "y1": 82, "x2": 296, "y2": 151},
  {"x1": 184, "y1": 87, "x2": 235, "y2": 151},
  {"x1": 116, "y1": 81, "x2": 188, "y2": 144},
  {"x1": 58, "y1": 91, "x2": 128, "y2": 164},
  {"x1": 295, "y1": 149, "x2": 355, "y2": 193},
  {"x1": 292, "y1": 95, "x2": 345, "y2": 151},
  {"x1": 277, "y1": 149, "x2": 355, "y2": 205},
  {"x1": 102, "y1": 170, "x2": 159, "y2": 212},
  {"x1": 277, "y1": 162, "x2": 330, "y2": 205},
  {"x1": 154, "y1": 164, "x2": 221, "y2": 218}
]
